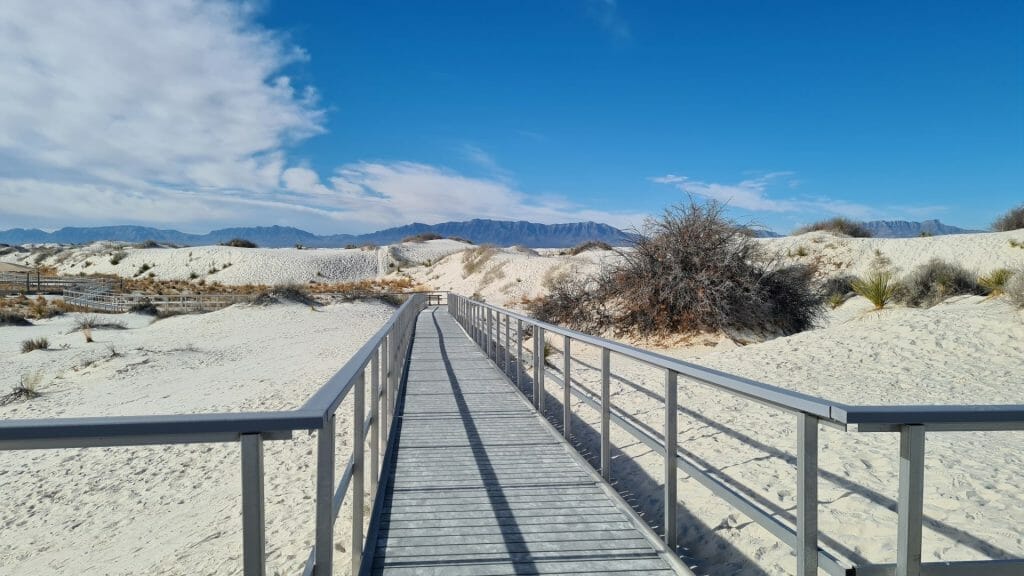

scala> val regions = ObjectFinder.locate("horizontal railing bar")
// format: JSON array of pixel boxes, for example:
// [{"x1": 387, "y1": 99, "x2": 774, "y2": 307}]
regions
[
  {"x1": 837, "y1": 405, "x2": 1024, "y2": 428},
  {"x1": 302, "y1": 296, "x2": 423, "y2": 416},
  {"x1": 333, "y1": 456, "x2": 356, "y2": 520},
  {"x1": 544, "y1": 369, "x2": 851, "y2": 575},
  {"x1": 0, "y1": 430, "x2": 293, "y2": 450},
  {"x1": 465, "y1": 299, "x2": 841, "y2": 420},
  {"x1": 855, "y1": 559, "x2": 1024, "y2": 576},
  {"x1": 0, "y1": 411, "x2": 322, "y2": 443}
]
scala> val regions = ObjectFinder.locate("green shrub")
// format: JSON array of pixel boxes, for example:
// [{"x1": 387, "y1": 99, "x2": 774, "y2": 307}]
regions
[
  {"x1": 795, "y1": 217, "x2": 872, "y2": 238},
  {"x1": 852, "y1": 272, "x2": 896, "y2": 309},
  {"x1": 401, "y1": 233, "x2": 443, "y2": 243},
  {"x1": 992, "y1": 205, "x2": 1024, "y2": 232},
  {"x1": 21, "y1": 337, "x2": 49, "y2": 353},
  {"x1": 821, "y1": 275, "x2": 857, "y2": 309},
  {"x1": 567, "y1": 240, "x2": 613, "y2": 255},
  {"x1": 897, "y1": 259, "x2": 983, "y2": 307},
  {"x1": 979, "y1": 269, "x2": 1014, "y2": 296}
]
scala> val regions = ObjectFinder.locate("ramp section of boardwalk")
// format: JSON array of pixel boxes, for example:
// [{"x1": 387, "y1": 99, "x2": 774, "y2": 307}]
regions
[{"x1": 369, "y1": 308, "x2": 682, "y2": 575}]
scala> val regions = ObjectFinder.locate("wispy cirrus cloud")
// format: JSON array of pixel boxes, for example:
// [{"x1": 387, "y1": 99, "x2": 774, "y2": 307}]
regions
[
  {"x1": 650, "y1": 172, "x2": 875, "y2": 219},
  {"x1": 587, "y1": 0, "x2": 630, "y2": 40}
]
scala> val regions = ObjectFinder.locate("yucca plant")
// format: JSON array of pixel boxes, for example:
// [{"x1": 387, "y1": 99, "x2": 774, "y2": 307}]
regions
[
  {"x1": 852, "y1": 272, "x2": 896, "y2": 309},
  {"x1": 979, "y1": 268, "x2": 1014, "y2": 297}
]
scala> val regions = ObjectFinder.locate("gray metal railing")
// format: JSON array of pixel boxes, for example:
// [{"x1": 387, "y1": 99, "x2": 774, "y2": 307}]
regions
[
  {"x1": 0, "y1": 293, "x2": 433, "y2": 576},
  {"x1": 448, "y1": 294, "x2": 1024, "y2": 576}
]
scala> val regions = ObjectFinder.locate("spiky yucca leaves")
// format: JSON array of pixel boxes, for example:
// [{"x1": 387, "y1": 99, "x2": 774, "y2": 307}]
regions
[
  {"x1": 979, "y1": 268, "x2": 1014, "y2": 297},
  {"x1": 852, "y1": 272, "x2": 897, "y2": 309}
]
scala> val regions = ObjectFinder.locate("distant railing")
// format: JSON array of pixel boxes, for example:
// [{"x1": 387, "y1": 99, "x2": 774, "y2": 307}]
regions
[
  {"x1": 449, "y1": 294, "x2": 1024, "y2": 576},
  {"x1": 0, "y1": 293, "x2": 429, "y2": 576},
  {"x1": 62, "y1": 286, "x2": 255, "y2": 313},
  {"x1": 0, "y1": 271, "x2": 121, "y2": 295}
]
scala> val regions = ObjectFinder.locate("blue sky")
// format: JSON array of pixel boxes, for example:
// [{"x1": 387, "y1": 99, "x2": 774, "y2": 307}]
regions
[{"x1": 1, "y1": 1, "x2": 1021, "y2": 233}]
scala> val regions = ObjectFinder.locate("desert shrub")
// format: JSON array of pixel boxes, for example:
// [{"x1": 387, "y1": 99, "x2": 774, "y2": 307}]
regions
[
  {"x1": 129, "y1": 301, "x2": 160, "y2": 316},
  {"x1": 449, "y1": 236, "x2": 474, "y2": 244},
  {"x1": 401, "y1": 233, "x2": 443, "y2": 243},
  {"x1": 1006, "y1": 268, "x2": 1024, "y2": 308},
  {"x1": 21, "y1": 337, "x2": 49, "y2": 353},
  {"x1": 0, "y1": 311, "x2": 32, "y2": 326},
  {"x1": 897, "y1": 259, "x2": 983, "y2": 307},
  {"x1": 0, "y1": 372, "x2": 43, "y2": 406},
  {"x1": 274, "y1": 284, "x2": 318, "y2": 306},
  {"x1": 567, "y1": 240, "x2": 613, "y2": 255},
  {"x1": 109, "y1": 250, "x2": 127, "y2": 265},
  {"x1": 344, "y1": 244, "x2": 358, "y2": 249},
  {"x1": 979, "y1": 268, "x2": 1014, "y2": 296},
  {"x1": 820, "y1": 275, "x2": 858, "y2": 309},
  {"x1": 852, "y1": 272, "x2": 897, "y2": 309},
  {"x1": 462, "y1": 245, "x2": 498, "y2": 277},
  {"x1": 530, "y1": 200, "x2": 824, "y2": 336},
  {"x1": 222, "y1": 238, "x2": 257, "y2": 248},
  {"x1": 992, "y1": 205, "x2": 1024, "y2": 232},
  {"x1": 75, "y1": 316, "x2": 127, "y2": 331},
  {"x1": 795, "y1": 217, "x2": 872, "y2": 238},
  {"x1": 135, "y1": 240, "x2": 160, "y2": 249}
]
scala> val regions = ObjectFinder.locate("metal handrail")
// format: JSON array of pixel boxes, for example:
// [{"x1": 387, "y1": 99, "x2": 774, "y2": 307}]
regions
[
  {"x1": 0, "y1": 293, "x2": 429, "y2": 576},
  {"x1": 449, "y1": 294, "x2": 1024, "y2": 576}
]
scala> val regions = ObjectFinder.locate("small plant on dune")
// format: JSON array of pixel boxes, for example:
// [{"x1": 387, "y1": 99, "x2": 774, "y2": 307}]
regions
[
  {"x1": 1010, "y1": 239, "x2": 1023, "y2": 249},
  {"x1": 344, "y1": 244, "x2": 358, "y2": 250},
  {"x1": 221, "y1": 238, "x2": 257, "y2": 248},
  {"x1": 567, "y1": 240, "x2": 613, "y2": 255},
  {"x1": 75, "y1": 316, "x2": 127, "y2": 331},
  {"x1": 821, "y1": 275, "x2": 857, "y2": 309},
  {"x1": 273, "y1": 284, "x2": 318, "y2": 306},
  {"x1": 401, "y1": 232, "x2": 443, "y2": 243},
  {"x1": 109, "y1": 250, "x2": 127, "y2": 265},
  {"x1": 83, "y1": 327, "x2": 93, "y2": 343},
  {"x1": 21, "y1": 337, "x2": 49, "y2": 353},
  {"x1": 135, "y1": 240, "x2": 160, "y2": 249},
  {"x1": 795, "y1": 217, "x2": 872, "y2": 238},
  {"x1": 978, "y1": 268, "x2": 1014, "y2": 297},
  {"x1": 992, "y1": 205, "x2": 1024, "y2": 232},
  {"x1": 1006, "y1": 268, "x2": 1024, "y2": 308},
  {"x1": 897, "y1": 258, "x2": 983, "y2": 307},
  {"x1": 852, "y1": 272, "x2": 896, "y2": 310},
  {"x1": 449, "y1": 236, "x2": 474, "y2": 244},
  {"x1": 0, "y1": 311, "x2": 32, "y2": 327},
  {"x1": 0, "y1": 371, "x2": 44, "y2": 406}
]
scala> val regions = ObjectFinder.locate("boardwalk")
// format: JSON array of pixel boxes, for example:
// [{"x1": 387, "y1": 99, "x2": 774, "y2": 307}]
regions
[{"x1": 368, "y1": 308, "x2": 684, "y2": 575}]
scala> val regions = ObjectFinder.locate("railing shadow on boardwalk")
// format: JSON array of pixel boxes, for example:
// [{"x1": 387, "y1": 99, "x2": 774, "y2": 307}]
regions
[{"x1": 490, "y1": 335, "x2": 770, "y2": 576}]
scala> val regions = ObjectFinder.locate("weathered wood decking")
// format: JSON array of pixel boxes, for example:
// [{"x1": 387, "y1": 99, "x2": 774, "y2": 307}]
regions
[{"x1": 368, "y1": 308, "x2": 683, "y2": 575}]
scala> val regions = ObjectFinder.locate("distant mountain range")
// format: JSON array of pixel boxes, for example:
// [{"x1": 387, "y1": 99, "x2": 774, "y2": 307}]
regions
[
  {"x1": 859, "y1": 219, "x2": 981, "y2": 238},
  {"x1": 0, "y1": 219, "x2": 634, "y2": 249}
]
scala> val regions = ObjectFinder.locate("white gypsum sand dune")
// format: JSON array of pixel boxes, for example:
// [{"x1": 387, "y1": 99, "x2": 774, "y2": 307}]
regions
[{"x1": 0, "y1": 302, "x2": 394, "y2": 575}]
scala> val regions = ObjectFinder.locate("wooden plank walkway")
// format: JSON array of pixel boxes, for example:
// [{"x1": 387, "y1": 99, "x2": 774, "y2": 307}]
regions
[{"x1": 368, "y1": 307, "x2": 684, "y2": 575}]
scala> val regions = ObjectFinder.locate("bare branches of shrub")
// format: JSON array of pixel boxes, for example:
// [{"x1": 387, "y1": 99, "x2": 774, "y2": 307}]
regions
[
  {"x1": 222, "y1": 238, "x2": 257, "y2": 248},
  {"x1": 794, "y1": 217, "x2": 872, "y2": 238},
  {"x1": 529, "y1": 200, "x2": 824, "y2": 336},
  {"x1": 567, "y1": 240, "x2": 613, "y2": 255},
  {"x1": 0, "y1": 371, "x2": 43, "y2": 406},
  {"x1": 75, "y1": 316, "x2": 127, "y2": 331},
  {"x1": 21, "y1": 337, "x2": 49, "y2": 353},
  {"x1": 896, "y1": 259, "x2": 983, "y2": 307},
  {"x1": 992, "y1": 205, "x2": 1024, "y2": 232}
]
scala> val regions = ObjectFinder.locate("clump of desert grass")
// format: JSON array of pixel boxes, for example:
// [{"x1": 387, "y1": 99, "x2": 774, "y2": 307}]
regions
[
  {"x1": 851, "y1": 271, "x2": 897, "y2": 309},
  {"x1": 528, "y1": 199, "x2": 824, "y2": 337},
  {"x1": 979, "y1": 268, "x2": 1014, "y2": 297},
  {"x1": 992, "y1": 205, "x2": 1024, "y2": 232},
  {"x1": 75, "y1": 315, "x2": 127, "y2": 331},
  {"x1": 0, "y1": 310, "x2": 33, "y2": 326},
  {"x1": 820, "y1": 275, "x2": 857, "y2": 309},
  {"x1": 462, "y1": 245, "x2": 498, "y2": 277},
  {"x1": 896, "y1": 259, "x2": 983, "y2": 307},
  {"x1": 21, "y1": 337, "x2": 49, "y2": 353},
  {"x1": 401, "y1": 232, "x2": 443, "y2": 243},
  {"x1": 794, "y1": 217, "x2": 872, "y2": 238},
  {"x1": 0, "y1": 371, "x2": 43, "y2": 406}
]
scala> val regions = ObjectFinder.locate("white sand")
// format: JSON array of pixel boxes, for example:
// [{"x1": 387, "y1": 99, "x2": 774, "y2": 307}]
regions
[
  {"x1": 2, "y1": 230, "x2": 1023, "y2": 574},
  {"x1": 0, "y1": 302, "x2": 394, "y2": 575},
  {"x1": 0, "y1": 239, "x2": 469, "y2": 286}
]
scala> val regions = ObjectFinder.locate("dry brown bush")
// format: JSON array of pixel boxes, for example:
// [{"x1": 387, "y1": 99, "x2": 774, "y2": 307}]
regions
[
  {"x1": 992, "y1": 205, "x2": 1024, "y2": 232},
  {"x1": 794, "y1": 217, "x2": 872, "y2": 238}
]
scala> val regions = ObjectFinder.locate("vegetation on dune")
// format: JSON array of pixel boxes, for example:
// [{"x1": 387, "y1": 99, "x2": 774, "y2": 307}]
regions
[
  {"x1": 0, "y1": 311, "x2": 33, "y2": 326},
  {"x1": 0, "y1": 371, "x2": 43, "y2": 406},
  {"x1": 462, "y1": 245, "x2": 498, "y2": 277},
  {"x1": 851, "y1": 272, "x2": 897, "y2": 309},
  {"x1": 401, "y1": 233, "x2": 443, "y2": 243},
  {"x1": 820, "y1": 275, "x2": 857, "y2": 309},
  {"x1": 566, "y1": 240, "x2": 613, "y2": 255},
  {"x1": 21, "y1": 337, "x2": 49, "y2": 353},
  {"x1": 896, "y1": 258, "x2": 983, "y2": 307},
  {"x1": 222, "y1": 238, "x2": 258, "y2": 248},
  {"x1": 978, "y1": 268, "x2": 1014, "y2": 297},
  {"x1": 992, "y1": 205, "x2": 1024, "y2": 232},
  {"x1": 527, "y1": 200, "x2": 824, "y2": 337},
  {"x1": 794, "y1": 217, "x2": 872, "y2": 238}
]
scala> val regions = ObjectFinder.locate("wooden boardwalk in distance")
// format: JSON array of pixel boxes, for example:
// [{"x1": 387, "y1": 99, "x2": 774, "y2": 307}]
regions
[{"x1": 367, "y1": 308, "x2": 686, "y2": 576}]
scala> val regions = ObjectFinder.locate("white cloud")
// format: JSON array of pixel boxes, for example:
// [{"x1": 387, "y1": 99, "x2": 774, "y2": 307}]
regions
[
  {"x1": 587, "y1": 0, "x2": 630, "y2": 40},
  {"x1": 650, "y1": 172, "x2": 875, "y2": 219}
]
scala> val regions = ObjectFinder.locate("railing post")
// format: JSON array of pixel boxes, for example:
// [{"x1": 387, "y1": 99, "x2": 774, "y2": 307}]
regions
[
  {"x1": 314, "y1": 415, "x2": 335, "y2": 575},
  {"x1": 797, "y1": 413, "x2": 819, "y2": 576},
  {"x1": 352, "y1": 369, "x2": 366, "y2": 575},
  {"x1": 664, "y1": 370, "x2": 678, "y2": 549},
  {"x1": 370, "y1": 347, "x2": 380, "y2": 498},
  {"x1": 601, "y1": 348, "x2": 611, "y2": 480},
  {"x1": 504, "y1": 314, "x2": 511, "y2": 375},
  {"x1": 240, "y1": 433, "x2": 266, "y2": 576},
  {"x1": 562, "y1": 335, "x2": 572, "y2": 440},
  {"x1": 516, "y1": 319, "x2": 523, "y2": 387},
  {"x1": 897, "y1": 425, "x2": 925, "y2": 576},
  {"x1": 533, "y1": 326, "x2": 545, "y2": 411},
  {"x1": 487, "y1": 308, "x2": 494, "y2": 360}
]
